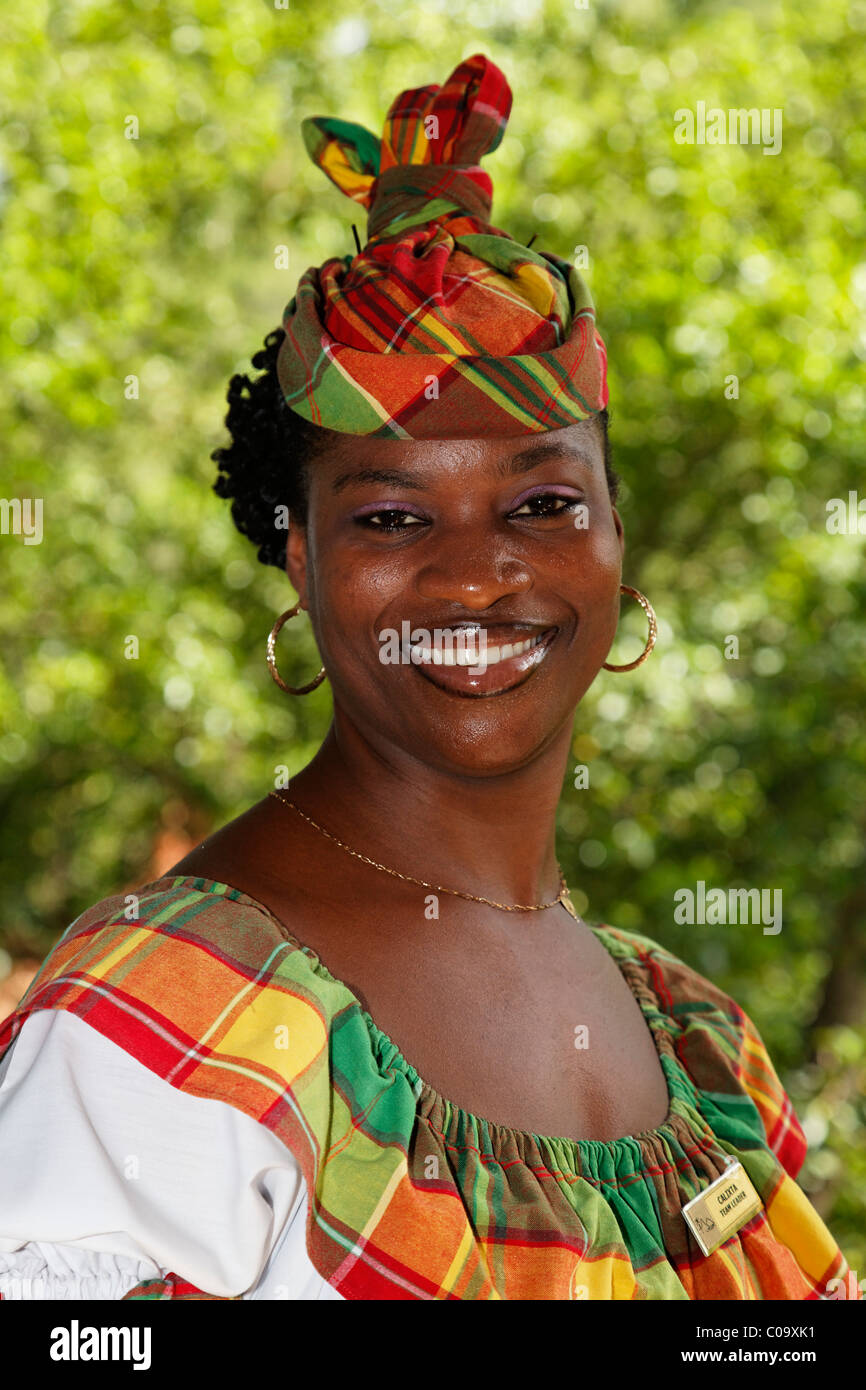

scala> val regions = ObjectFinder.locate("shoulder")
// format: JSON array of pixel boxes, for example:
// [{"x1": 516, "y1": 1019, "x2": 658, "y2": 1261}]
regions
[
  {"x1": 592, "y1": 921, "x2": 751, "y2": 1031},
  {"x1": 163, "y1": 794, "x2": 296, "y2": 890},
  {"x1": 19, "y1": 875, "x2": 290, "y2": 986},
  {"x1": 591, "y1": 920, "x2": 768, "y2": 1064},
  {"x1": 593, "y1": 921, "x2": 806, "y2": 1175},
  {"x1": 0, "y1": 875, "x2": 352, "y2": 1100}
]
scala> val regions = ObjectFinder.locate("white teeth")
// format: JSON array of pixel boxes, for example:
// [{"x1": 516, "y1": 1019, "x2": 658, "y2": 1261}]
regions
[{"x1": 412, "y1": 632, "x2": 546, "y2": 667}]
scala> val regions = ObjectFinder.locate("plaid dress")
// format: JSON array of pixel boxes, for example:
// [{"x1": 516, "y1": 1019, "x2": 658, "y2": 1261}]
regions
[{"x1": 0, "y1": 876, "x2": 852, "y2": 1300}]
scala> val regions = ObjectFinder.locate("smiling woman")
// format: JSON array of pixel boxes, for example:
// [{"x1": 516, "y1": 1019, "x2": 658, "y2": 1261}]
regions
[{"x1": 0, "y1": 53, "x2": 854, "y2": 1303}]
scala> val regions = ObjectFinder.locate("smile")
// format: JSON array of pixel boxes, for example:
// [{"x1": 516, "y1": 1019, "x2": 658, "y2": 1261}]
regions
[
  {"x1": 412, "y1": 625, "x2": 559, "y2": 698},
  {"x1": 410, "y1": 631, "x2": 547, "y2": 667}
]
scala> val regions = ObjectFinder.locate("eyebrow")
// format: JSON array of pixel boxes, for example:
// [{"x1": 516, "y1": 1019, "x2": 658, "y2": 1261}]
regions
[{"x1": 330, "y1": 444, "x2": 595, "y2": 494}]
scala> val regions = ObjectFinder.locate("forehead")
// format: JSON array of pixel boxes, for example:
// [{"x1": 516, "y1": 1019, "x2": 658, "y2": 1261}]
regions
[{"x1": 320, "y1": 417, "x2": 603, "y2": 489}]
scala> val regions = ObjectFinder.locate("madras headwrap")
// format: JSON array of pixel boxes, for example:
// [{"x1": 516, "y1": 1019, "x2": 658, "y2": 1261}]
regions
[{"x1": 276, "y1": 53, "x2": 609, "y2": 438}]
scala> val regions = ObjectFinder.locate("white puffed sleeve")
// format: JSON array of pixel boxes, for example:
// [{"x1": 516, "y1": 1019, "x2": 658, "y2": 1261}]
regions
[{"x1": 0, "y1": 1008, "x2": 341, "y2": 1300}]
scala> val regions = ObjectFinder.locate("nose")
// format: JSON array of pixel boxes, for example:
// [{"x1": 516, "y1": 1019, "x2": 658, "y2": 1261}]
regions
[{"x1": 414, "y1": 534, "x2": 534, "y2": 608}]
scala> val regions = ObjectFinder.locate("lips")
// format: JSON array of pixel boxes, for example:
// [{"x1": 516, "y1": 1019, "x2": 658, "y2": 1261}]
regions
[{"x1": 408, "y1": 624, "x2": 559, "y2": 697}]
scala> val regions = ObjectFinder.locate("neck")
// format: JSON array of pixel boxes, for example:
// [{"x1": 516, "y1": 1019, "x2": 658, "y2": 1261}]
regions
[{"x1": 283, "y1": 709, "x2": 575, "y2": 905}]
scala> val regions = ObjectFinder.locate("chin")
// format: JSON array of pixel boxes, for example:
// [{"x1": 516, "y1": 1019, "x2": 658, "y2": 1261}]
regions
[{"x1": 391, "y1": 690, "x2": 586, "y2": 779}]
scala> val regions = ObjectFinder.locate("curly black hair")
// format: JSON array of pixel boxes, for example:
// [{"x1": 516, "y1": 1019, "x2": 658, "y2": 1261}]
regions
[{"x1": 212, "y1": 327, "x2": 620, "y2": 571}]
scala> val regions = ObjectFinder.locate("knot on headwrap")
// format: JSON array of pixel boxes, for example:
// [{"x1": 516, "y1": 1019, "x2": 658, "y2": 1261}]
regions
[
  {"x1": 366, "y1": 163, "x2": 493, "y2": 241},
  {"x1": 277, "y1": 52, "x2": 608, "y2": 438}
]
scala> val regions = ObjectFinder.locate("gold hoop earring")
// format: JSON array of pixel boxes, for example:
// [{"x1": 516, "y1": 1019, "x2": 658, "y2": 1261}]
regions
[
  {"x1": 602, "y1": 585, "x2": 658, "y2": 672},
  {"x1": 266, "y1": 604, "x2": 327, "y2": 695}
]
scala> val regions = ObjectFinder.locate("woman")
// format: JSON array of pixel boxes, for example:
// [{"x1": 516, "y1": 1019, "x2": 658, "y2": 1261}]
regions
[{"x1": 0, "y1": 54, "x2": 852, "y2": 1301}]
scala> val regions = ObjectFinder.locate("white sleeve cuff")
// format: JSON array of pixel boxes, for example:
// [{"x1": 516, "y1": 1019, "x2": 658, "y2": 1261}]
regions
[{"x1": 0, "y1": 1241, "x2": 161, "y2": 1300}]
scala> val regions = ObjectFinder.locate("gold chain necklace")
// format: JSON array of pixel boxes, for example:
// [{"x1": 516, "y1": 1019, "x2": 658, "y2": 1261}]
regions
[{"x1": 269, "y1": 790, "x2": 577, "y2": 916}]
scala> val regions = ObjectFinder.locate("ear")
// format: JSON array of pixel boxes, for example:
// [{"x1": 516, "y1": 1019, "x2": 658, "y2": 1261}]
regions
[
  {"x1": 611, "y1": 505, "x2": 625, "y2": 560},
  {"x1": 285, "y1": 519, "x2": 309, "y2": 608}
]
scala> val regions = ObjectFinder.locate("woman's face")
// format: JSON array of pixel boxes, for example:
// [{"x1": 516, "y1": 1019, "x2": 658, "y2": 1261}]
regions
[{"x1": 286, "y1": 418, "x2": 624, "y2": 777}]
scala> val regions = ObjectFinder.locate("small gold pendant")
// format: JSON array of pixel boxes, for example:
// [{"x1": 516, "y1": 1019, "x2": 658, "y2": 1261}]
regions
[
  {"x1": 561, "y1": 895, "x2": 578, "y2": 919},
  {"x1": 682, "y1": 1160, "x2": 763, "y2": 1256}
]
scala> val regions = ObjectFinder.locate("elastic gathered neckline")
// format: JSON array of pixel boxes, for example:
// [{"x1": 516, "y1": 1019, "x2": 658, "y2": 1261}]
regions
[{"x1": 137, "y1": 873, "x2": 710, "y2": 1165}]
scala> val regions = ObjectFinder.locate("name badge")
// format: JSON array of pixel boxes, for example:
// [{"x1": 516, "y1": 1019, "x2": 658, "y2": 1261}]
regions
[{"x1": 682, "y1": 1160, "x2": 763, "y2": 1256}]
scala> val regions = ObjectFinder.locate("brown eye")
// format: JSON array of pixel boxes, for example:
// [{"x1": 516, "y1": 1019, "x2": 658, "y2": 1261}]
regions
[
  {"x1": 357, "y1": 510, "x2": 427, "y2": 532},
  {"x1": 509, "y1": 494, "x2": 582, "y2": 518}
]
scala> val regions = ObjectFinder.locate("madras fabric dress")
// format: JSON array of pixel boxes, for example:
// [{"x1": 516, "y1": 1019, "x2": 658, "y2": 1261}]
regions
[{"x1": 0, "y1": 876, "x2": 851, "y2": 1300}]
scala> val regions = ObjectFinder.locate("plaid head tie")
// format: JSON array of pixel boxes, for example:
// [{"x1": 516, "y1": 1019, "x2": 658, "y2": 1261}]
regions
[{"x1": 276, "y1": 52, "x2": 608, "y2": 438}]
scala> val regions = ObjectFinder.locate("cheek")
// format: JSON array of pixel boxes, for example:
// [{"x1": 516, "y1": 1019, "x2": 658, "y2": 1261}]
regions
[
  {"x1": 543, "y1": 523, "x2": 622, "y2": 664},
  {"x1": 583, "y1": 534, "x2": 624, "y2": 640},
  {"x1": 543, "y1": 514, "x2": 622, "y2": 594},
  {"x1": 305, "y1": 543, "x2": 406, "y2": 667}
]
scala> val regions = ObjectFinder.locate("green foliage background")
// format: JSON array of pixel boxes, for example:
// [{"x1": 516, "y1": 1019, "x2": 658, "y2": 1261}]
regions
[{"x1": 2, "y1": 1, "x2": 864, "y2": 1268}]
